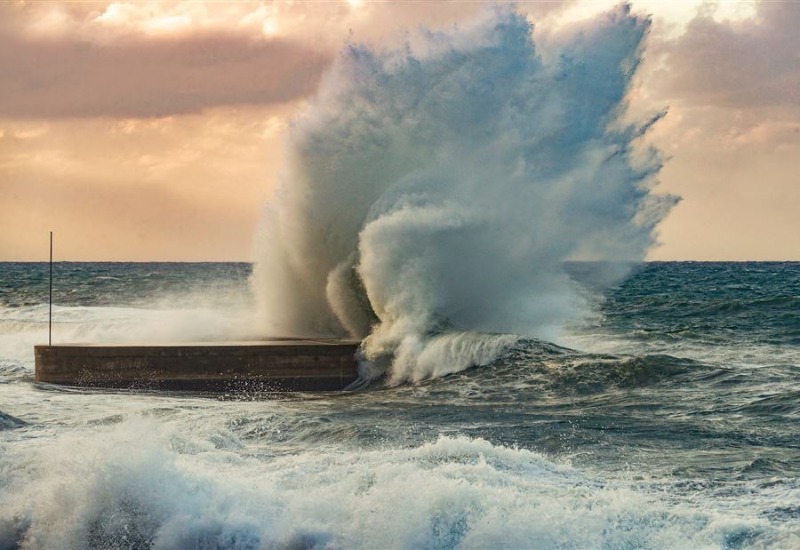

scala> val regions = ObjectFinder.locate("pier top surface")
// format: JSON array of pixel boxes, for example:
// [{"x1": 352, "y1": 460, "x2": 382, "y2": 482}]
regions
[{"x1": 37, "y1": 338, "x2": 361, "y2": 348}]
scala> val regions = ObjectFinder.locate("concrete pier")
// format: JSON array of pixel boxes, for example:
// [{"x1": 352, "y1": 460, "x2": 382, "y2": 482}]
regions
[{"x1": 34, "y1": 339, "x2": 360, "y2": 392}]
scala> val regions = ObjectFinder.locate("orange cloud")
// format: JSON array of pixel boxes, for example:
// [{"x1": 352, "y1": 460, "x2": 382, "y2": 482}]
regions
[
  {"x1": 0, "y1": 17, "x2": 330, "y2": 119},
  {"x1": 655, "y1": 2, "x2": 800, "y2": 110}
]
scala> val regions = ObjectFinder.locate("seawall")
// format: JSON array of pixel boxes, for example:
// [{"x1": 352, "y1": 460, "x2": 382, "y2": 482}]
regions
[{"x1": 34, "y1": 339, "x2": 360, "y2": 392}]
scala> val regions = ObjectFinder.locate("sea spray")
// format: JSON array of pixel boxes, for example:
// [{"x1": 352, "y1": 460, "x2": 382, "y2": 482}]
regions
[{"x1": 251, "y1": 5, "x2": 676, "y2": 381}]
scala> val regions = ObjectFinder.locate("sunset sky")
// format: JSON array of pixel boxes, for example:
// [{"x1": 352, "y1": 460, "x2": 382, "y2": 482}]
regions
[{"x1": 1, "y1": 0, "x2": 798, "y2": 261}]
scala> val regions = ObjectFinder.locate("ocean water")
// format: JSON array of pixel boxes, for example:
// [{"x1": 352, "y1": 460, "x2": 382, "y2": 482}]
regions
[
  {"x1": 1, "y1": 261, "x2": 799, "y2": 549},
  {"x1": 3, "y1": 6, "x2": 799, "y2": 549}
]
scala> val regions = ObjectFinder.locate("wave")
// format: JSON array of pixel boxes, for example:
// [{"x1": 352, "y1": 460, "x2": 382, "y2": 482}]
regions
[
  {"x1": 0, "y1": 411, "x2": 25, "y2": 430},
  {"x1": 0, "y1": 416, "x2": 781, "y2": 549},
  {"x1": 405, "y1": 338, "x2": 707, "y2": 396},
  {"x1": 251, "y1": 5, "x2": 675, "y2": 382}
]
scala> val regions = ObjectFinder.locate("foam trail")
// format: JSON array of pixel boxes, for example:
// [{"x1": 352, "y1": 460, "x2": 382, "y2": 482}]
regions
[{"x1": 251, "y1": 5, "x2": 675, "y2": 382}]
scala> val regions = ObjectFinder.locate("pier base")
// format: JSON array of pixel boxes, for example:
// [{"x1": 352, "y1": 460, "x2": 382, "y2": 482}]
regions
[{"x1": 34, "y1": 339, "x2": 360, "y2": 392}]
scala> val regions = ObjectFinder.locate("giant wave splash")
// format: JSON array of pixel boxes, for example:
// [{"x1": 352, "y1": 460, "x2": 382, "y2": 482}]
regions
[{"x1": 251, "y1": 5, "x2": 675, "y2": 382}]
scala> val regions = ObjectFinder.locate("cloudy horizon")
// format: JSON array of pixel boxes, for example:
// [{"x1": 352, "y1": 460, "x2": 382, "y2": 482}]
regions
[{"x1": 2, "y1": 0, "x2": 798, "y2": 261}]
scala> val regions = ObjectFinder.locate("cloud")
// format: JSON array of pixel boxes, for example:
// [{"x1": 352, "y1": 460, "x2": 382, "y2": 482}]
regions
[
  {"x1": 0, "y1": 0, "x2": 579, "y2": 120},
  {"x1": 635, "y1": 2, "x2": 800, "y2": 261},
  {"x1": 656, "y1": 1, "x2": 800, "y2": 109},
  {"x1": 0, "y1": 24, "x2": 331, "y2": 119}
]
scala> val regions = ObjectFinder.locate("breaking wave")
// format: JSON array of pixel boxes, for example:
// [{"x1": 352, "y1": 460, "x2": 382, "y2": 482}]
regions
[
  {"x1": 0, "y1": 418, "x2": 773, "y2": 549},
  {"x1": 251, "y1": 5, "x2": 675, "y2": 382}
]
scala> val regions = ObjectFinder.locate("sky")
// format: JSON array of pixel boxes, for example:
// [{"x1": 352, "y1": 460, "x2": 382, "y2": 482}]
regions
[{"x1": 1, "y1": 0, "x2": 798, "y2": 262}]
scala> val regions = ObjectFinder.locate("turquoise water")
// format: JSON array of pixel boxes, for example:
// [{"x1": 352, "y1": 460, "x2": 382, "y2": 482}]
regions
[{"x1": 1, "y1": 261, "x2": 798, "y2": 548}]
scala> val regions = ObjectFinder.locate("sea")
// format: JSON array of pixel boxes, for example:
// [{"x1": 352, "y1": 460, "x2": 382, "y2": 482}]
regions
[{"x1": 1, "y1": 261, "x2": 798, "y2": 549}]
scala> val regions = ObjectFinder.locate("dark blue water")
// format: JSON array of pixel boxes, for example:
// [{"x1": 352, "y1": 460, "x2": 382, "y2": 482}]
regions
[{"x1": 1, "y1": 262, "x2": 798, "y2": 548}]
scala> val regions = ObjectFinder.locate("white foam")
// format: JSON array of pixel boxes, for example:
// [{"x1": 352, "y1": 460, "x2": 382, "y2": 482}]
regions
[{"x1": 1, "y1": 415, "x2": 783, "y2": 549}]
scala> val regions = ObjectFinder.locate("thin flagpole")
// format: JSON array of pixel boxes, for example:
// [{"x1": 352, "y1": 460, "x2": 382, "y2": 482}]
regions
[{"x1": 49, "y1": 231, "x2": 53, "y2": 346}]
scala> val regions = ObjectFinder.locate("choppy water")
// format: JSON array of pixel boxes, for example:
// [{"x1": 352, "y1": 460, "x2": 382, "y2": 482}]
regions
[{"x1": 1, "y1": 261, "x2": 798, "y2": 549}]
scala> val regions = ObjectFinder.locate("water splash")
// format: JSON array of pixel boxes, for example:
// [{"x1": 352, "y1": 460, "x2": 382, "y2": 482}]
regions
[{"x1": 251, "y1": 5, "x2": 675, "y2": 382}]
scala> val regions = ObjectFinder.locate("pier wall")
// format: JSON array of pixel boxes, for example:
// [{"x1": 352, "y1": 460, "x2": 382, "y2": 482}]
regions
[{"x1": 34, "y1": 340, "x2": 360, "y2": 392}]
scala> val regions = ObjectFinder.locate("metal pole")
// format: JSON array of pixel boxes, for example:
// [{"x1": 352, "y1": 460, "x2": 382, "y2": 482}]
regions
[{"x1": 49, "y1": 231, "x2": 53, "y2": 346}]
